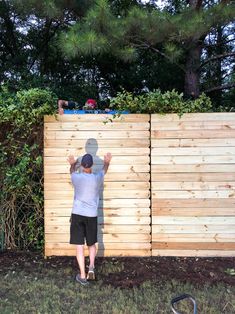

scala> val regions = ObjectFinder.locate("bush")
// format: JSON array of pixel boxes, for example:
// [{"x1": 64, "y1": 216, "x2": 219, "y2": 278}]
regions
[
  {"x1": 0, "y1": 87, "x2": 57, "y2": 250},
  {"x1": 110, "y1": 89, "x2": 212, "y2": 116}
]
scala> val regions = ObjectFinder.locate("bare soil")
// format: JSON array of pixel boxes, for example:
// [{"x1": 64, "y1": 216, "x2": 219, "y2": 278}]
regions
[{"x1": 1, "y1": 250, "x2": 234, "y2": 288}]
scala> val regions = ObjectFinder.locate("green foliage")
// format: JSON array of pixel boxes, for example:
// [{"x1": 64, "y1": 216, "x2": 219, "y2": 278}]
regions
[
  {"x1": 110, "y1": 89, "x2": 212, "y2": 116},
  {"x1": 0, "y1": 87, "x2": 57, "y2": 250}
]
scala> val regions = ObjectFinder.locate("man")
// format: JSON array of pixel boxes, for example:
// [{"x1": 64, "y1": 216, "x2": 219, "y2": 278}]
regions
[
  {"x1": 67, "y1": 152, "x2": 112, "y2": 286},
  {"x1": 58, "y1": 99, "x2": 97, "y2": 115}
]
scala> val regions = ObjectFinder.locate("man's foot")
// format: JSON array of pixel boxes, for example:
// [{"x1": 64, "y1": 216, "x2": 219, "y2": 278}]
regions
[
  {"x1": 87, "y1": 267, "x2": 95, "y2": 281},
  {"x1": 76, "y1": 274, "x2": 89, "y2": 286}
]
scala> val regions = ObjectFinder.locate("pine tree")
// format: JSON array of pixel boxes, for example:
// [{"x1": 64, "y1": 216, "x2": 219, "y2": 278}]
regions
[{"x1": 60, "y1": 0, "x2": 235, "y2": 98}]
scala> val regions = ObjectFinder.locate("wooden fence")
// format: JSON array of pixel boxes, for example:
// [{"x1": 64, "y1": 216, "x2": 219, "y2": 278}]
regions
[
  {"x1": 44, "y1": 114, "x2": 151, "y2": 256},
  {"x1": 151, "y1": 113, "x2": 235, "y2": 257},
  {"x1": 44, "y1": 113, "x2": 235, "y2": 257}
]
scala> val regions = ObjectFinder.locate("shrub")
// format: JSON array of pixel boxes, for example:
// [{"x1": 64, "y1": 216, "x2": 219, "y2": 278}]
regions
[
  {"x1": 0, "y1": 87, "x2": 57, "y2": 250},
  {"x1": 110, "y1": 89, "x2": 212, "y2": 116}
]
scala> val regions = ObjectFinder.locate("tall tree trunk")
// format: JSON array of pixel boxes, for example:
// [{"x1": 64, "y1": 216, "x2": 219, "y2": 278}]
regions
[
  {"x1": 214, "y1": 26, "x2": 223, "y2": 105},
  {"x1": 184, "y1": 44, "x2": 201, "y2": 98},
  {"x1": 184, "y1": 0, "x2": 203, "y2": 98}
]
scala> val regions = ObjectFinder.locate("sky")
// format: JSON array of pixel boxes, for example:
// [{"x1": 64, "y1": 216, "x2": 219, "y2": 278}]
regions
[{"x1": 141, "y1": 0, "x2": 168, "y2": 8}]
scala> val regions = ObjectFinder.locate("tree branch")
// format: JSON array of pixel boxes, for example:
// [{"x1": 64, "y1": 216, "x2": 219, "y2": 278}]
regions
[
  {"x1": 148, "y1": 46, "x2": 186, "y2": 73},
  {"x1": 200, "y1": 52, "x2": 235, "y2": 68},
  {"x1": 132, "y1": 39, "x2": 186, "y2": 72},
  {"x1": 204, "y1": 82, "x2": 235, "y2": 93}
]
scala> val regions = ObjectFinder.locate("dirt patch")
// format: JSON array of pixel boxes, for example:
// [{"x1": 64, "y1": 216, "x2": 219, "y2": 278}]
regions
[{"x1": 0, "y1": 250, "x2": 235, "y2": 288}]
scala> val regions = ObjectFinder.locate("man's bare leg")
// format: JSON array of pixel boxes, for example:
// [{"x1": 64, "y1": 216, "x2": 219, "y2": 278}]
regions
[
  {"x1": 76, "y1": 245, "x2": 86, "y2": 278},
  {"x1": 88, "y1": 244, "x2": 96, "y2": 269}
]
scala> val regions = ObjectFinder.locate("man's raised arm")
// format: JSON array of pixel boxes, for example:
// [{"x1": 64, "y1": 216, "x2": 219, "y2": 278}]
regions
[
  {"x1": 103, "y1": 153, "x2": 112, "y2": 174},
  {"x1": 67, "y1": 155, "x2": 80, "y2": 174}
]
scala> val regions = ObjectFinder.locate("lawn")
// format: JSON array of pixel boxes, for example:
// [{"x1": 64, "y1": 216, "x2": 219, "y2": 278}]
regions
[{"x1": 0, "y1": 252, "x2": 235, "y2": 314}]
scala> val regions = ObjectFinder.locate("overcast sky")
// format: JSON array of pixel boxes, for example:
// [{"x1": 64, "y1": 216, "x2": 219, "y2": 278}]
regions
[{"x1": 141, "y1": 0, "x2": 168, "y2": 8}]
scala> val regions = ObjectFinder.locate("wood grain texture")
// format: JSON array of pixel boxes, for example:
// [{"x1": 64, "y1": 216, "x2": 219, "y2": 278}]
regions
[
  {"x1": 151, "y1": 112, "x2": 235, "y2": 257},
  {"x1": 45, "y1": 138, "x2": 150, "y2": 148},
  {"x1": 151, "y1": 250, "x2": 235, "y2": 257},
  {"x1": 151, "y1": 113, "x2": 235, "y2": 122},
  {"x1": 44, "y1": 114, "x2": 150, "y2": 123},
  {"x1": 44, "y1": 114, "x2": 151, "y2": 256},
  {"x1": 44, "y1": 113, "x2": 235, "y2": 257},
  {"x1": 45, "y1": 248, "x2": 151, "y2": 257}
]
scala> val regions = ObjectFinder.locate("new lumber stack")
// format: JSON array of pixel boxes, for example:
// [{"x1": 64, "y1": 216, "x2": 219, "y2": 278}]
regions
[
  {"x1": 151, "y1": 113, "x2": 235, "y2": 257},
  {"x1": 44, "y1": 114, "x2": 151, "y2": 256}
]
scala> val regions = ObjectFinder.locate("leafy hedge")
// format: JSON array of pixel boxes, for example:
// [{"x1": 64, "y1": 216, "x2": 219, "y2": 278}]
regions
[
  {"x1": 110, "y1": 89, "x2": 212, "y2": 115},
  {"x1": 0, "y1": 86, "x2": 215, "y2": 250},
  {"x1": 0, "y1": 87, "x2": 57, "y2": 249}
]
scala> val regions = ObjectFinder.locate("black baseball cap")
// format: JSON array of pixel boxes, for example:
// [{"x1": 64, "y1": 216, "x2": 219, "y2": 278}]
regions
[{"x1": 81, "y1": 154, "x2": 93, "y2": 168}]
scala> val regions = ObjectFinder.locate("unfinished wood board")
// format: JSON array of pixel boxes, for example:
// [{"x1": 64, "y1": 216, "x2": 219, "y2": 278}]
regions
[
  {"x1": 151, "y1": 113, "x2": 235, "y2": 257},
  {"x1": 44, "y1": 114, "x2": 151, "y2": 257}
]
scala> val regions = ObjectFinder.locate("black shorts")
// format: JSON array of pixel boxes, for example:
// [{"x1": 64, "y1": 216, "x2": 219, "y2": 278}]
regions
[{"x1": 70, "y1": 214, "x2": 97, "y2": 246}]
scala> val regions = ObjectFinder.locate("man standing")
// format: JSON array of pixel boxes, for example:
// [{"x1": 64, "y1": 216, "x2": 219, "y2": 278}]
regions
[{"x1": 67, "y1": 152, "x2": 112, "y2": 286}]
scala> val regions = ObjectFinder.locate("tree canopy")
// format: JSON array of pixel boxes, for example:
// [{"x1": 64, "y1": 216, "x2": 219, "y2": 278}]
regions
[{"x1": 0, "y1": 0, "x2": 234, "y2": 108}]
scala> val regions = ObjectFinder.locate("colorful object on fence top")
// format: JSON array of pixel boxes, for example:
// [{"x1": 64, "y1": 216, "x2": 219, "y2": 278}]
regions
[
  {"x1": 63, "y1": 109, "x2": 129, "y2": 114},
  {"x1": 85, "y1": 98, "x2": 97, "y2": 109}
]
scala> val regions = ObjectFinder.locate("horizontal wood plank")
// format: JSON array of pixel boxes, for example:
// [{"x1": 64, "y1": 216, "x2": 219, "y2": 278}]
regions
[
  {"x1": 45, "y1": 182, "x2": 150, "y2": 190},
  {"x1": 151, "y1": 173, "x2": 235, "y2": 182},
  {"x1": 44, "y1": 155, "x2": 150, "y2": 165},
  {"x1": 151, "y1": 155, "x2": 235, "y2": 164},
  {"x1": 45, "y1": 198, "x2": 150, "y2": 208},
  {"x1": 151, "y1": 181, "x2": 235, "y2": 190},
  {"x1": 45, "y1": 130, "x2": 149, "y2": 140},
  {"x1": 151, "y1": 120, "x2": 235, "y2": 130},
  {"x1": 44, "y1": 138, "x2": 150, "y2": 148},
  {"x1": 151, "y1": 147, "x2": 235, "y2": 156},
  {"x1": 45, "y1": 122, "x2": 149, "y2": 131},
  {"x1": 44, "y1": 164, "x2": 150, "y2": 173},
  {"x1": 44, "y1": 172, "x2": 150, "y2": 182},
  {"x1": 152, "y1": 242, "x2": 235, "y2": 250},
  {"x1": 45, "y1": 233, "x2": 151, "y2": 243},
  {"x1": 45, "y1": 216, "x2": 151, "y2": 225},
  {"x1": 44, "y1": 190, "x2": 150, "y2": 199},
  {"x1": 151, "y1": 164, "x2": 235, "y2": 173},
  {"x1": 45, "y1": 224, "x2": 150, "y2": 234},
  {"x1": 152, "y1": 249, "x2": 235, "y2": 257},
  {"x1": 45, "y1": 114, "x2": 150, "y2": 123},
  {"x1": 45, "y1": 242, "x2": 151, "y2": 250},
  {"x1": 152, "y1": 233, "x2": 235, "y2": 242},
  {"x1": 151, "y1": 138, "x2": 235, "y2": 147},
  {"x1": 151, "y1": 113, "x2": 235, "y2": 122},
  {"x1": 44, "y1": 147, "x2": 150, "y2": 157},
  {"x1": 152, "y1": 207, "x2": 235, "y2": 216},
  {"x1": 151, "y1": 130, "x2": 235, "y2": 139},
  {"x1": 152, "y1": 224, "x2": 235, "y2": 233},
  {"x1": 152, "y1": 190, "x2": 235, "y2": 199},
  {"x1": 152, "y1": 216, "x2": 235, "y2": 225},
  {"x1": 45, "y1": 208, "x2": 150, "y2": 217},
  {"x1": 152, "y1": 198, "x2": 235, "y2": 208},
  {"x1": 45, "y1": 248, "x2": 151, "y2": 257}
]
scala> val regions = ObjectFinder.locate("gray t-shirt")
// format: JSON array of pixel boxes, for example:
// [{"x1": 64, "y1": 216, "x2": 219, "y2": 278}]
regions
[{"x1": 71, "y1": 170, "x2": 104, "y2": 217}]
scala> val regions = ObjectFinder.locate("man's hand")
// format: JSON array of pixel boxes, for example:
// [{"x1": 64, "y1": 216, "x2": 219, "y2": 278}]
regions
[
  {"x1": 103, "y1": 153, "x2": 112, "y2": 174},
  {"x1": 104, "y1": 152, "x2": 112, "y2": 163},
  {"x1": 58, "y1": 99, "x2": 68, "y2": 115},
  {"x1": 67, "y1": 155, "x2": 80, "y2": 174},
  {"x1": 67, "y1": 155, "x2": 76, "y2": 165}
]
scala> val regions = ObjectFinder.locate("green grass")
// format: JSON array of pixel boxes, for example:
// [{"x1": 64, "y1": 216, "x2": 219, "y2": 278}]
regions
[{"x1": 1, "y1": 264, "x2": 235, "y2": 314}]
